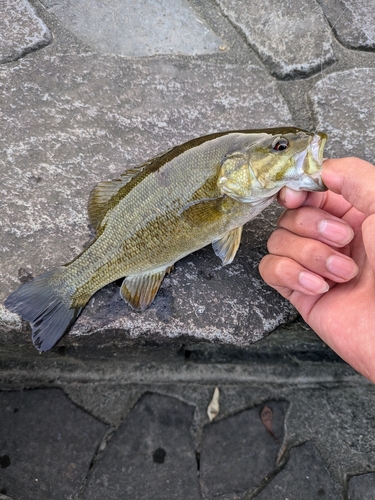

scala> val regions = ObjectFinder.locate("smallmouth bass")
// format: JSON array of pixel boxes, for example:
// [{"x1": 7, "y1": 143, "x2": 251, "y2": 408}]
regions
[{"x1": 4, "y1": 127, "x2": 327, "y2": 351}]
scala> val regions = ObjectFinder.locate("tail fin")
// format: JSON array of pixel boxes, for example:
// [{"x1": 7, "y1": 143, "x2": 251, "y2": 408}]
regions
[{"x1": 4, "y1": 267, "x2": 82, "y2": 352}]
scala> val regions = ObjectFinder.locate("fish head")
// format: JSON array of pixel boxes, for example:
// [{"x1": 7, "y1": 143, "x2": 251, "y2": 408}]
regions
[{"x1": 218, "y1": 128, "x2": 327, "y2": 203}]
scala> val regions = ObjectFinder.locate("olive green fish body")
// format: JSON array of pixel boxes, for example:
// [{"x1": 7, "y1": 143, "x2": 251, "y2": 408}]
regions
[
  {"x1": 4, "y1": 128, "x2": 327, "y2": 351},
  {"x1": 68, "y1": 133, "x2": 274, "y2": 305}
]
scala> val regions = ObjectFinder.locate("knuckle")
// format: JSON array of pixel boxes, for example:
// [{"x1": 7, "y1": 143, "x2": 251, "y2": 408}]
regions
[{"x1": 272, "y1": 257, "x2": 290, "y2": 279}]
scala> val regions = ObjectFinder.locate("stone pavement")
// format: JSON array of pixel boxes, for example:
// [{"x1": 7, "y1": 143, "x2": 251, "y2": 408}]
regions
[{"x1": 1, "y1": 0, "x2": 375, "y2": 498}]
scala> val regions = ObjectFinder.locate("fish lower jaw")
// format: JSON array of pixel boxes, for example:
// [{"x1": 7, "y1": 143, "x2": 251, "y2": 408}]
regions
[{"x1": 285, "y1": 174, "x2": 326, "y2": 192}]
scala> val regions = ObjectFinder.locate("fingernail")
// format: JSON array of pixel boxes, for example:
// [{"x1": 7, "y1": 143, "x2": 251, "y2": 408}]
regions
[
  {"x1": 299, "y1": 271, "x2": 329, "y2": 294},
  {"x1": 326, "y1": 255, "x2": 358, "y2": 279},
  {"x1": 278, "y1": 187, "x2": 288, "y2": 204},
  {"x1": 318, "y1": 219, "x2": 354, "y2": 246},
  {"x1": 279, "y1": 187, "x2": 303, "y2": 206}
]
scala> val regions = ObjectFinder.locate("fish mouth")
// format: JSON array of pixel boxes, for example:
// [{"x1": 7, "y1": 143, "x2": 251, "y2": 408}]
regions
[
  {"x1": 311, "y1": 132, "x2": 327, "y2": 164},
  {"x1": 304, "y1": 132, "x2": 328, "y2": 191}
]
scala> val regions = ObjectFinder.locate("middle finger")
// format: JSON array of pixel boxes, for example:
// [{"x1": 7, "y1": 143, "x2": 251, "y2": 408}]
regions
[{"x1": 267, "y1": 228, "x2": 358, "y2": 283}]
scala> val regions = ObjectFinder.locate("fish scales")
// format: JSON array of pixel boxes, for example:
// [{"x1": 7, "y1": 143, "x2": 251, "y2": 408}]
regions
[{"x1": 4, "y1": 127, "x2": 327, "y2": 351}]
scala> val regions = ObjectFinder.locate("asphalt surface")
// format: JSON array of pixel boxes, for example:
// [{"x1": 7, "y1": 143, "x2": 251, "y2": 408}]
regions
[{"x1": 1, "y1": 0, "x2": 375, "y2": 499}]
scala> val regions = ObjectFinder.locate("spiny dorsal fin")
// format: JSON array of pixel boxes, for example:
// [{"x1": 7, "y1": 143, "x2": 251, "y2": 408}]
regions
[
  {"x1": 88, "y1": 167, "x2": 145, "y2": 231},
  {"x1": 88, "y1": 132, "x2": 247, "y2": 232},
  {"x1": 120, "y1": 265, "x2": 174, "y2": 311},
  {"x1": 88, "y1": 148, "x2": 178, "y2": 231},
  {"x1": 212, "y1": 226, "x2": 243, "y2": 265}
]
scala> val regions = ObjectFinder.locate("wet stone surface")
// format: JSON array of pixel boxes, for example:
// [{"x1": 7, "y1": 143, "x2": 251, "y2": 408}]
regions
[
  {"x1": 254, "y1": 441, "x2": 341, "y2": 499},
  {"x1": 0, "y1": 0, "x2": 51, "y2": 63},
  {"x1": 216, "y1": 0, "x2": 335, "y2": 78},
  {"x1": 0, "y1": 330, "x2": 375, "y2": 499},
  {"x1": 83, "y1": 393, "x2": 200, "y2": 500},
  {"x1": 200, "y1": 401, "x2": 288, "y2": 497},
  {"x1": 0, "y1": 388, "x2": 107, "y2": 500}
]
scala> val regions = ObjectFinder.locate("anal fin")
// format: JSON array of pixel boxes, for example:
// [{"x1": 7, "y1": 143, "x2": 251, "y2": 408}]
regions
[
  {"x1": 212, "y1": 226, "x2": 243, "y2": 265},
  {"x1": 120, "y1": 265, "x2": 174, "y2": 311}
]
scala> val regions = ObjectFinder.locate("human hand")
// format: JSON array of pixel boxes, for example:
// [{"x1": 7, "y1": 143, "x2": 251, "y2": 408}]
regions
[{"x1": 259, "y1": 158, "x2": 375, "y2": 382}]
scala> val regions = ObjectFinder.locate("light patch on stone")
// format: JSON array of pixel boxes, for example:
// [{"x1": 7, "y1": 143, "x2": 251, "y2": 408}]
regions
[
  {"x1": 70, "y1": 314, "x2": 241, "y2": 345},
  {"x1": 40, "y1": 0, "x2": 224, "y2": 56},
  {"x1": 0, "y1": 304, "x2": 23, "y2": 330}
]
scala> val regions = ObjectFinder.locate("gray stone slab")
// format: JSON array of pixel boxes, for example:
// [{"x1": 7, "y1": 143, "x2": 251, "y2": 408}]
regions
[
  {"x1": 83, "y1": 392, "x2": 200, "y2": 500},
  {"x1": 200, "y1": 401, "x2": 288, "y2": 497},
  {"x1": 255, "y1": 441, "x2": 341, "y2": 499},
  {"x1": 64, "y1": 383, "x2": 142, "y2": 425},
  {"x1": 348, "y1": 472, "x2": 375, "y2": 499},
  {"x1": 0, "y1": 388, "x2": 107, "y2": 500},
  {"x1": 0, "y1": 53, "x2": 296, "y2": 350},
  {"x1": 0, "y1": 0, "x2": 51, "y2": 63},
  {"x1": 39, "y1": 0, "x2": 224, "y2": 56},
  {"x1": 216, "y1": 0, "x2": 335, "y2": 78},
  {"x1": 309, "y1": 68, "x2": 375, "y2": 162},
  {"x1": 317, "y1": 0, "x2": 375, "y2": 50},
  {"x1": 281, "y1": 386, "x2": 375, "y2": 486}
]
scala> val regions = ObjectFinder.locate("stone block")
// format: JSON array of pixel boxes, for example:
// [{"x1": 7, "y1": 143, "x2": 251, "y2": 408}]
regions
[
  {"x1": 82, "y1": 393, "x2": 200, "y2": 500},
  {"x1": 255, "y1": 441, "x2": 341, "y2": 499},
  {"x1": 200, "y1": 400, "x2": 287, "y2": 496},
  {"x1": 0, "y1": 0, "x2": 51, "y2": 63},
  {"x1": 317, "y1": 0, "x2": 375, "y2": 50},
  {"x1": 0, "y1": 389, "x2": 107, "y2": 500},
  {"x1": 0, "y1": 54, "x2": 295, "y2": 350},
  {"x1": 216, "y1": 0, "x2": 335, "y2": 78},
  {"x1": 309, "y1": 68, "x2": 375, "y2": 162}
]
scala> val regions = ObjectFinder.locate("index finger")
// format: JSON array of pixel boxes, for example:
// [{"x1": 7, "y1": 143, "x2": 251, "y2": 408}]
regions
[
  {"x1": 322, "y1": 157, "x2": 375, "y2": 216},
  {"x1": 278, "y1": 183, "x2": 353, "y2": 219}
]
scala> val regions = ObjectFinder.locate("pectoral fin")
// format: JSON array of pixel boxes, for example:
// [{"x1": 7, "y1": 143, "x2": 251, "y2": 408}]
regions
[
  {"x1": 179, "y1": 197, "x2": 225, "y2": 225},
  {"x1": 120, "y1": 266, "x2": 174, "y2": 311},
  {"x1": 212, "y1": 226, "x2": 243, "y2": 265}
]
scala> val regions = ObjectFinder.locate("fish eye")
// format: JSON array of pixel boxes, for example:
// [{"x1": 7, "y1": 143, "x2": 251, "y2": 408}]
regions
[{"x1": 271, "y1": 137, "x2": 289, "y2": 152}]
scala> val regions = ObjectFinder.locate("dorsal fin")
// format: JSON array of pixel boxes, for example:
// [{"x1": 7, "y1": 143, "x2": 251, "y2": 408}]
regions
[
  {"x1": 88, "y1": 147, "x2": 178, "y2": 231},
  {"x1": 88, "y1": 129, "x2": 264, "y2": 232},
  {"x1": 88, "y1": 166, "x2": 144, "y2": 231}
]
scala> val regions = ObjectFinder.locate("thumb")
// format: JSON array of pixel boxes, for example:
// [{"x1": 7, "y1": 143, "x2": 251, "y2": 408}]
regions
[{"x1": 322, "y1": 158, "x2": 375, "y2": 216}]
